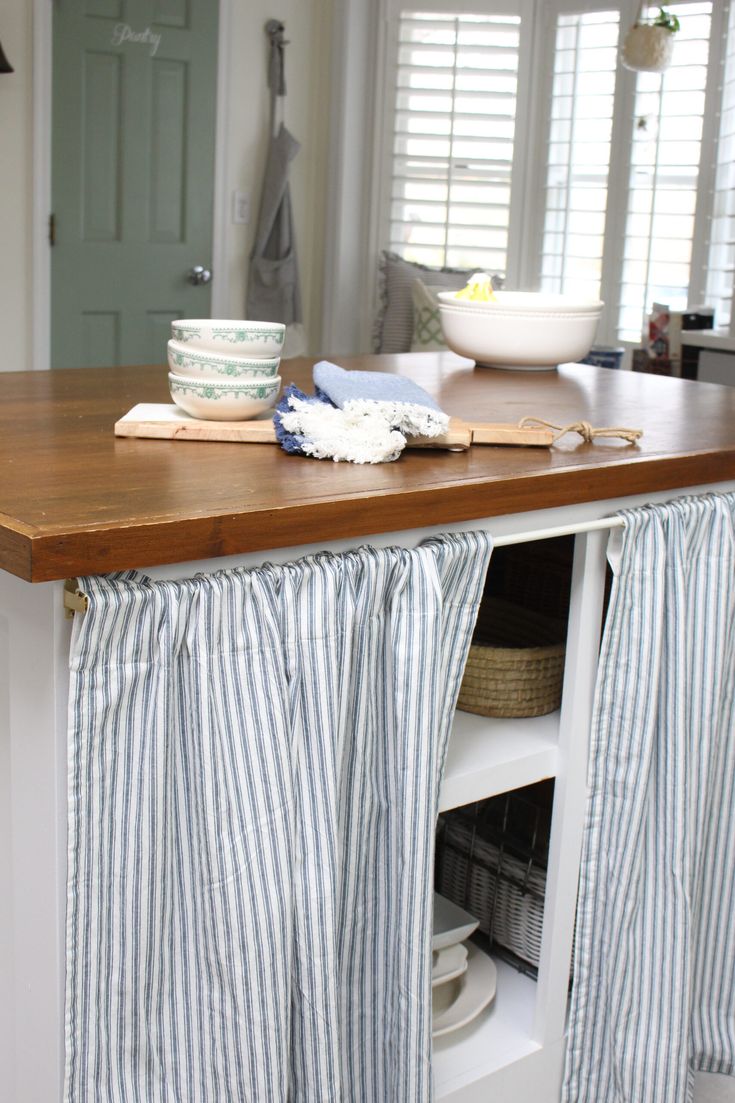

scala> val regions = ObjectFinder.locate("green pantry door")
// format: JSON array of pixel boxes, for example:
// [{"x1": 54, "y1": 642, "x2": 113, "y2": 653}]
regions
[{"x1": 51, "y1": 0, "x2": 219, "y2": 368}]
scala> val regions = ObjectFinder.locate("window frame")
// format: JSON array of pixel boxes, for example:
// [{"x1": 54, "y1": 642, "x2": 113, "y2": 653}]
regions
[
  {"x1": 370, "y1": 0, "x2": 537, "y2": 291},
  {"x1": 533, "y1": 0, "x2": 729, "y2": 346},
  {"x1": 705, "y1": 0, "x2": 735, "y2": 333},
  {"x1": 525, "y1": 0, "x2": 637, "y2": 346},
  {"x1": 367, "y1": 0, "x2": 733, "y2": 351},
  {"x1": 532, "y1": 4, "x2": 624, "y2": 311}
]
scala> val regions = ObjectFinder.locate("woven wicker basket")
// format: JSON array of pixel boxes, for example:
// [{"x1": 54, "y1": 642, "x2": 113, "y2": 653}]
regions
[{"x1": 457, "y1": 597, "x2": 566, "y2": 718}]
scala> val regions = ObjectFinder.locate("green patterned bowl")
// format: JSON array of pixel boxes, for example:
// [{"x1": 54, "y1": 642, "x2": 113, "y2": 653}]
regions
[
  {"x1": 170, "y1": 319, "x2": 285, "y2": 357},
  {"x1": 167, "y1": 339, "x2": 280, "y2": 381},
  {"x1": 168, "y1": 373, "x2": 281, "y2": 421}
]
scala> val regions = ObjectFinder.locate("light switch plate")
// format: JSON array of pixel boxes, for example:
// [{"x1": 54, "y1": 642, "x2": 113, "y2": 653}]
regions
[{"x1": 232, "y1": 190, "x2": 250, "y2": 225}]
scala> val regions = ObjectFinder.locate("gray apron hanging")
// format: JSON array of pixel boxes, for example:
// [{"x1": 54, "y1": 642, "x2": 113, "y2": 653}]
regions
[{"x1": 246, "y1": 21, "x2": 302, "y2": 326}]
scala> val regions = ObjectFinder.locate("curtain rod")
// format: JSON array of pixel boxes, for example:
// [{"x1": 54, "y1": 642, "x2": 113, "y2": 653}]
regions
[
  {"x1": 493, "y1": 515, "x2": 624, "y2": 547},
  {"x1": 61, "y1": 516, "x2": 623, "y2": 617}
]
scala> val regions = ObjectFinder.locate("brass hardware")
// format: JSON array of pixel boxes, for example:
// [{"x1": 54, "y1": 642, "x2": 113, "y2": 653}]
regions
[{"x1": 64, "y1": 579, "x2": 88, "y2": 618}]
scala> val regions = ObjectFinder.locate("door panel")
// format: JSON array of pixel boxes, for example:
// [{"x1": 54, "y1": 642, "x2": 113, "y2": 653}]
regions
[
  {"x1": 82, "y1": 51, "x2": 122, "y2": 242},
  {"x1": 150, "y1": 60, "x2": 187, "y2": 243},
  {"x1": 52, "y1": 0, "x2": 218, "y2": 368},
  {"x1": 146, "y1": 309, "x2": 182, "y2": 353},
  {"x1": 89, "y1": 0, "x2": 124, "y2": 17},
  {"x1": 82, "y1": 311, "x2": 121, "y2": 365},
  {"x1": 153, "y1": 0, "x2": 189, "y2": 29}
]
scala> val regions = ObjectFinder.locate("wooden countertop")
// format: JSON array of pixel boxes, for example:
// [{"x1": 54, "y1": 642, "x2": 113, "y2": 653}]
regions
[{"x1": 2, "y1": 353, "x2": 735, "y2": 582}]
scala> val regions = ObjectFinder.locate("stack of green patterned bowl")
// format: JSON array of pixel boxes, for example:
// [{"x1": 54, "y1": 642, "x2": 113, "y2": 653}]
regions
[{"x1": 167, "y1": 319, "x2": 285, "y2": 421}]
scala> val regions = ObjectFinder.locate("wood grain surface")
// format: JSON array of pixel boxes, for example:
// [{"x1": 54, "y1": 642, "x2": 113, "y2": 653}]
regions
[
  {"x1": 114, "y1": 405, "x2": 555, "y2": 447},
  {"x1": 2, "y1": 352, "x2": 735, "y2": 582}
]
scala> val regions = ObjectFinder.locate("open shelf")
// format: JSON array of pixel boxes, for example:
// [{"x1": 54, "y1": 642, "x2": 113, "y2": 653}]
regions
[
  {"x1": 439, "y1": 711, "x2": 559, "y2": 813},
  {"x1": 433, "y1": 956, "x2": 540, "y2": 1100}
]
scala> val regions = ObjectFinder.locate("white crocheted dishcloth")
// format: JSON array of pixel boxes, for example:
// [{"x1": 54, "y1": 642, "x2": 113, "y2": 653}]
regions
[{"x1": 278, "y1": 395, "x2": 410, "y2": 464}]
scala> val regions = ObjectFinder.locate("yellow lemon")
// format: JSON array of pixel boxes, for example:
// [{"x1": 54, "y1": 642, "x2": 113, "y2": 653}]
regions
[{"x1": 455, "y1": 272, "x2": 497, "y2": 303}]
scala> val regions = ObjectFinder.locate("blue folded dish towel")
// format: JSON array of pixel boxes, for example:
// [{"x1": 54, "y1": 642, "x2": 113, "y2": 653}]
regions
[{"x1": 274, "y1": 360, "x2": 450, "y2": 463}]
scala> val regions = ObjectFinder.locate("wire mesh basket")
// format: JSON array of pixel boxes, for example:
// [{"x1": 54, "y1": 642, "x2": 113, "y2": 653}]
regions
[{"x1": 436, "y1": 783, "x2": 559, "y2": 978}]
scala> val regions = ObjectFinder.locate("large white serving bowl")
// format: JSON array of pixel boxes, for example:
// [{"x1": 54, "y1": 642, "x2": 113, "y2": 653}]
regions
[
  {"x1": 168, "y1": 339, "x2": 280, "y2": 381},
  {"x1": 170, "y1": 318, "x2": 285, "y2": 358},
  {"x1": 168, "y1": 373, "x2": 281, "y2": 421},
  {"x1": 438, "y1": 291, "x2": 603, "y2": 370}
]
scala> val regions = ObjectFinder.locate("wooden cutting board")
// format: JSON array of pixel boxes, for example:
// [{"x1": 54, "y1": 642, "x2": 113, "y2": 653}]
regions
[{"x1": 114, "y1": 404, "x2": 555, "y2": 449}]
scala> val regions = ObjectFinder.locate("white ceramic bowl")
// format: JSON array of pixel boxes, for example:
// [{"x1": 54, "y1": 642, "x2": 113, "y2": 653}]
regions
[
  {"x1": 170, "y1": 318, "x2": 285, "y2": 358},
  {"x1": 438, "y1": 291, "x2": 603, "y2": 371},
  {"x1": 167, "y1": 339, "x2": 280, "y2": 381},
  {"x1": 168, "y1": 373, "x2": 281, "y2": 421}
]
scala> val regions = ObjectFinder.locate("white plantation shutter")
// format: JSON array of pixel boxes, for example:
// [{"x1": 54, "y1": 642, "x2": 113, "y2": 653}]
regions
[
  {"x1": 705, "y1": 2, "x2": 735, "y2": 333},
  {"x1": 362, "y1": 0, "x2": 735, "y2": 356},
  {"x1": 541, "y1": 10, "x2": 620, "y2": 302},
  {"x1": 618, "y1": 2, "x2": 713, "y2": 341},
  {"x1": 386, "y1": 8, "x2": 522, "y2": 275}
]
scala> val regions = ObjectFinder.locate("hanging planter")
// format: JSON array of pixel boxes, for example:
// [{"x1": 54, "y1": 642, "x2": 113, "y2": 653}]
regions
[{"x1": 622, "y1": 5, "x2": 680, "y2": 73}]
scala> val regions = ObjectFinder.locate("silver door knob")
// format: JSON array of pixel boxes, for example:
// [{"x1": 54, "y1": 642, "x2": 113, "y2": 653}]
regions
[{"x1": 187, "y1": 265, "x2": 212, "y2": 286}]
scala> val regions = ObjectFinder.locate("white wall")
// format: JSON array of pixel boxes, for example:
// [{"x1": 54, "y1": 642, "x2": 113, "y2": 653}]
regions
[
  {"x1": 0, "y1": 0, "x2": 333, "y2": 372},
  {"x1": 0, "y1": 613, "x2": 12, "y2": 1098},
  {"x1": 218, "y1": 0, "x2": 333, "y2": 354}
]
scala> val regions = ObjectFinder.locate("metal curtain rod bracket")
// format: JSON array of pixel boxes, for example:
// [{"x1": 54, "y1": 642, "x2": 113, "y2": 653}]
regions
[{"x1": 64, "y1": 579, "x2": 89, "y2": 618}]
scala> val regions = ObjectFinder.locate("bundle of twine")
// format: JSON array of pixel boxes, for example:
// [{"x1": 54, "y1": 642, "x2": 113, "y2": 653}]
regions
[{"x1": 518, "y1": 417, "x2": 643, "y2": 446}]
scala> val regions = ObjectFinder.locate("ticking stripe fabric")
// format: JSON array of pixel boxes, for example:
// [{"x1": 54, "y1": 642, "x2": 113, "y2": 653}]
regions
[
  {"x1": 563, "y1": 493, "x2": 735, "y2": 1103},
  {"x1": 373, "y1": 252, "x2": 470, "y2": 354},
  {"x1": 64, "y1": 533, "x2": 492, "y2": 1103}
]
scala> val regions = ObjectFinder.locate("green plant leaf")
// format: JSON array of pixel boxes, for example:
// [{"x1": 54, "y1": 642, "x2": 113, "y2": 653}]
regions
[{"x1": 653, "y1": 6, "x2": 680, "y2": 32}]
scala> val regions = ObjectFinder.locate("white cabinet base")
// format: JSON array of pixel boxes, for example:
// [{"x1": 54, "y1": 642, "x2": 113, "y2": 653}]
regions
[{"x1": 3, "y1": 483, "x2": 733, "y2": 1103}]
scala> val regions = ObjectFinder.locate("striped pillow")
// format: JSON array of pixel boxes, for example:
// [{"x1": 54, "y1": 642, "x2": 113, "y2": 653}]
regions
[{"x1": 373, "y1": 252, "x2": 471, "y2": 354}]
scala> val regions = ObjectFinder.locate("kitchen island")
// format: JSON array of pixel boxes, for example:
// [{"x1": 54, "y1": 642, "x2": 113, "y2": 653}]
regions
[{"x1": 3, "y1": 352, "x2": 735, "y2": 1103}]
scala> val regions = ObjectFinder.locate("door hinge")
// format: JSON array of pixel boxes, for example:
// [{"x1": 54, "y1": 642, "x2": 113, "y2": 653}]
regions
[{"x1": 48, "y1": 212, "x2": 56, "y2": 247}]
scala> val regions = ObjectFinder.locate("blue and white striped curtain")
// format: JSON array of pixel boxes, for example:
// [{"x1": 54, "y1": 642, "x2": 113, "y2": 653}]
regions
[
  {"x1": 564, "y1": 493, "x2": 735, "y2": 1103},
  {"x1": 64, "y1": 534, "x2": 492, "y2": 1103}
]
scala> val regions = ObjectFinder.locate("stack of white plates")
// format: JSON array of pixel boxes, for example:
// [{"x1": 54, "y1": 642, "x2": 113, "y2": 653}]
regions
[
  {"x1": 432, "y1": 893, "x2": 497, "y2": 1037},
  {"x1": 167, "y1": 319, "x2": 285, "y2": 421}
]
